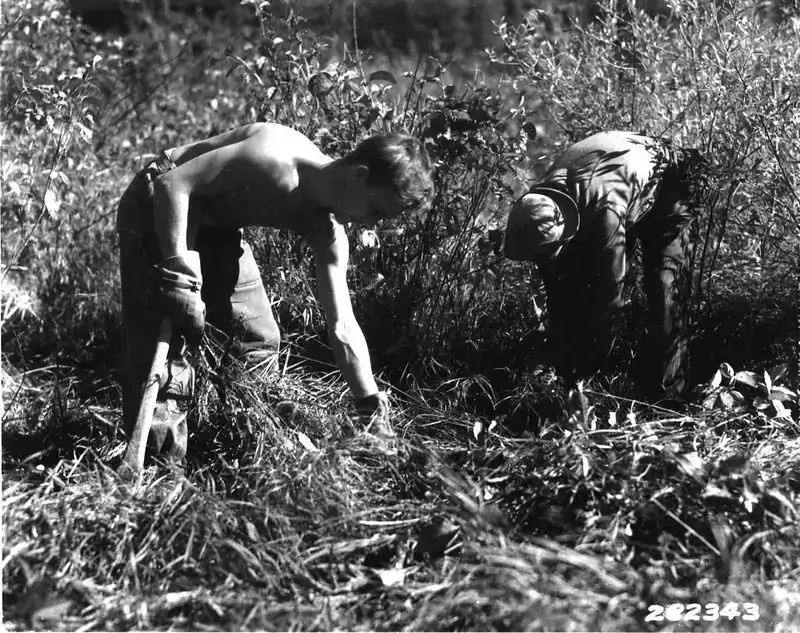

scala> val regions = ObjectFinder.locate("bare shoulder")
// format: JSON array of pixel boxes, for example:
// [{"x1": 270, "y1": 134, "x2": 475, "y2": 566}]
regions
[
  {"x1": 236, "y1": 124, "x2": 329, "y2": 178},
  {"x1": 245, "y1": 123, "x2": 327, "y2": 158}
]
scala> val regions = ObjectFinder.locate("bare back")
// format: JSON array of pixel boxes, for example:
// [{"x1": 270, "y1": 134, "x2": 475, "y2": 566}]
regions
[{"x1": 165, "y1": 123, "x2": 334, "y2": 233}]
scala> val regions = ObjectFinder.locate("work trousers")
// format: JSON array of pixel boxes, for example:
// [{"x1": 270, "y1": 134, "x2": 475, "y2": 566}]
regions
[
  {"x1": 534, "y1": 177, "x2": 698, "y2": 395},
  {"x1": 117, "y1": 153, "x2": 281, "y2": 436}
]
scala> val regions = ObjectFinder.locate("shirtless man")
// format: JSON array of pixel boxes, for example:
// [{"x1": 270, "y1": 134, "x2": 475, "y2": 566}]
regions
[
  {"x1": 504, "y1": 131, "x2": 709, "y2": 396},
  {"x1": 116, "y1": 123, "x2": 434, "y2": 460}
]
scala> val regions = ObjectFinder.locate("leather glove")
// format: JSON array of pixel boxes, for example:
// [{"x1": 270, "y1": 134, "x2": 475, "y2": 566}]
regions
[
  {"x1": 355, "y1": 391, "x2": 395, "y2": 437},
  {"x1": 154, "y1": 251, "x2": 205, "y2": 343}
]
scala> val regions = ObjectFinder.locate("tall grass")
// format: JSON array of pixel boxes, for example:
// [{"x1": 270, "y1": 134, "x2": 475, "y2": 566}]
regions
[{"x1": 2, "y1": 0, "x2": 799, "y2": 630}]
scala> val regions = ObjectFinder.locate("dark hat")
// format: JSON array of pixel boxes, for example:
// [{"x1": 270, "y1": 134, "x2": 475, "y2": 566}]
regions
[{"x1": 503, "y1": 187, "x2": 580, "y2": 260}]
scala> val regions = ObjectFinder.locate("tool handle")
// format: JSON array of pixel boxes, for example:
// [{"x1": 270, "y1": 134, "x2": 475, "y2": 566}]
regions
[{"x1": 119, "y1": 318, "x2": 173, "y2": 477}]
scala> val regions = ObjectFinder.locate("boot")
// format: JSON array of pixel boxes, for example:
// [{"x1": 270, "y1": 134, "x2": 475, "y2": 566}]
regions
[{"x1": 147, "y1": 400, "x2": 188, "y2": 463}]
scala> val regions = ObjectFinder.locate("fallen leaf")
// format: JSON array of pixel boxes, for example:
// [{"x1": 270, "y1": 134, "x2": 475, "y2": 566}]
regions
[
  {"x1": 296, "y1": 431, "x2": 318, "y2": 453},
  {"x1": 673, "y1": 451, "x2": 706, "y2": 482},
  {"x1": 702, "y1": 482, "x2": 735, "y2": 502},
  {"x1": 32, "y1": 599, "x2": 74, "y2": 626},
  {"x1": 243, "y1": 519, "x2": 260, "y2": 542},
  {"x1": 376, "y1": 568, "x2": 407, "y2": 587},
  {"x1": 773, "y1": 400, "x2": 792, "y2": 419}
]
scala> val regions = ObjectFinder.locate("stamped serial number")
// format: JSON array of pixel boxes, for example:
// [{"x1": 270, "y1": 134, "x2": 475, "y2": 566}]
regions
[{"x1": 645, "y1": 602, "x2": 760, "y2": 622}]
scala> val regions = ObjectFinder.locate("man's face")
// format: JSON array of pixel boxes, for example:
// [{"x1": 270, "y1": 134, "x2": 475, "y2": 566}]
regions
[
  {"x1": 334, "y1": 179, "x2": 401, "y2": 228},
  {"x1": 535, "y1": 241, "x2": 565, "y2": 259}
]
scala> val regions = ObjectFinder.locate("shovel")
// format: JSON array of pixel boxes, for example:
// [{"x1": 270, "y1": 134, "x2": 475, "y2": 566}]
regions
[{"x1": 119, "y1": 317, "x2": 172, "y2": 478}]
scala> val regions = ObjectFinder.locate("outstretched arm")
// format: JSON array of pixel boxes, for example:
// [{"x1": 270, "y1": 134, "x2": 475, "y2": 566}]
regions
[{"x1": 308, "y1": 221, "x2": 380, "y2": 399}]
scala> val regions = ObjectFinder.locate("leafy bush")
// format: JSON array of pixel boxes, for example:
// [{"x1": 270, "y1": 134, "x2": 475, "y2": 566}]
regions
[
  {"x1": 492, "y1": 0, "x2": 799, "y2": 341},
  {"x1": 3, "y1": 2, "x2": 800, "y2": 631},
  {"x1": 224, "y1": 1, "x2": 542, "y2": 383},
  {"x1": 1, "y1": 0, "x2": 260, "y2": 370}
]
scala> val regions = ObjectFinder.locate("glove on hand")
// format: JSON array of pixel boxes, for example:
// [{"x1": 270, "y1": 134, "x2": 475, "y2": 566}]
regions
[
  {"x1": 155, "y1": 251, "x2": 205, "y2": 343},
  {"x1": 355, "y1": 391, "x2": 395, "y2": 437}
]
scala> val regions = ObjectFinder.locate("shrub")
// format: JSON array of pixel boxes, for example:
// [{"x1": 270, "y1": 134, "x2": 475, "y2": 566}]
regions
[
  {"x1": 492, "y1": 0, "x2": 800, "y2": 376},
  {"x1": 226, "y1": 0, "x2": 544, "y2": 384}
]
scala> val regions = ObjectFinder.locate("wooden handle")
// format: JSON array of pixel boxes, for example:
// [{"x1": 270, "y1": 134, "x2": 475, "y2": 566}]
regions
[{"x1": 119, "y1": 318, "x2": 173, "y2": 478}]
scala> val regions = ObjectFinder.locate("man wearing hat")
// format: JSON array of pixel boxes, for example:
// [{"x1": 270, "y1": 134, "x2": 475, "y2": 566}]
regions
[{"x1": 504, "y1": 131, "x2": 709, "y2": 396}]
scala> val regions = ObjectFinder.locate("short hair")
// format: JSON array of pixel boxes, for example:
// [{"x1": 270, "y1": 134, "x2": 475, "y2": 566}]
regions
[{"x1": 344, "y1": 134, "x2": 434, "y2": 214}]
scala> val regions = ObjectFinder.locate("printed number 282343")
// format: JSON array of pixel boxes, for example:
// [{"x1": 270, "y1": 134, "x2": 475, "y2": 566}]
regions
[{"x1": 645, "y1": 603, "x2": 760, "y2": 622}]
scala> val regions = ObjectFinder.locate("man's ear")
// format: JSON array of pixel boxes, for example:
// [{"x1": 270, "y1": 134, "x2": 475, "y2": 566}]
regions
[{"x1": 353, "y1": 164, "x2": 369, "y2": 183}]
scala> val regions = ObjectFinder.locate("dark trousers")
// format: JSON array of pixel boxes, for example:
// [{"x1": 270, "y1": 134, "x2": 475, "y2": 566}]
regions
[{"x1": 535, "y1": 183, "x2": 696, "y2": 395}]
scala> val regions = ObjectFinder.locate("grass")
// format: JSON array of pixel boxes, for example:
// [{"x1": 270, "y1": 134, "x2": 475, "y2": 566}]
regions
[
  {"x1": 3, "y1": 352, "x2": 800, "y2": 631},
  {"x1": 3, "y1": 0, "x2": 800, "y2": 630}
]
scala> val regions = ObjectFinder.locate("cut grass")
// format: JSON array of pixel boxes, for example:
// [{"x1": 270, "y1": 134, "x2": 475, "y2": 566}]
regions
[{"x1": 3, "y1": 359, "x2": 799, "y2": 631}]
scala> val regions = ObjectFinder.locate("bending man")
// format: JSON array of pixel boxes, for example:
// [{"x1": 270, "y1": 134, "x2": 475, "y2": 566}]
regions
[
  {"x1": 117, "y1": 123, "x2": 434, "y2": 460},
  {"x1": 504, "y1": 130, "x2": 708, "y2": 396}
]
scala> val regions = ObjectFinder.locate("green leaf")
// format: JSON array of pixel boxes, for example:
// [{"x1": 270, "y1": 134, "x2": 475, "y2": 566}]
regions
[
  {"x1": 720, "y1": 362, "x2": 734, "y2": 383},
  {"x1": 43, "y1": 189, "x2": 60, "y2": 219},
  {"x1": 733, "y1": 371, "x2": 760, "y2": 388},
  {"x1": 581, "y1": 454, "x2": 590, "y2": 477},
  {"x1": 719, "y1": 390, "x2": 736, "y2": 409},
  {"x1": 773, "y1": 400, "x2": 792, "y2": 419},
  {"x1": 368, "y1": 70, "x2": 397, "y2": 85},
  {"x1": 753, "y1": 397, "x2": 771, "y2": 410},
  {"x1": 768, "y1": 362, "x2": 790, "y2": 384},
  {"x1": 770, "y1": 386, "x2": 797, "y2": 402},
  {"x1": 468, "y1": 107, "x2": 491, "y2": 122}
]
